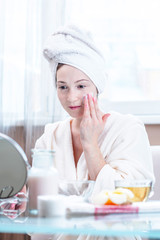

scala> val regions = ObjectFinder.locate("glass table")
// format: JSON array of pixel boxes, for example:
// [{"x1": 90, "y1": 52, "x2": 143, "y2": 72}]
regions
[{"x1": 0, "y1": 212, "x2": 160, "y2": 238}]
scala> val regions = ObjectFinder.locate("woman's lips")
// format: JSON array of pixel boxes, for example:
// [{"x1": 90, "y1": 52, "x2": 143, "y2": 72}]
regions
[{"x1": 69, "y1": 106, "x2": 81, "y2": 110}]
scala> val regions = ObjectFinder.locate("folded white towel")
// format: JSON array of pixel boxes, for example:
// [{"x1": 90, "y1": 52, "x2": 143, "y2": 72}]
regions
[{"x1": 43, "y1": 25, "x2": 107, "y2": 93}]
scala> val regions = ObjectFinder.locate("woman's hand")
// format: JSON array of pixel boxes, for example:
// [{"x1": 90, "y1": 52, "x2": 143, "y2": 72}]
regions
[
  {"x1": 79, "y1": 93, "x2": 110, "y2": 180},
  {"x1": 0, "y1": 185, "x2": 27, "y2": 219},
  {"x1": 80, "y1": 93, "x2": 110, "y2": 148}
]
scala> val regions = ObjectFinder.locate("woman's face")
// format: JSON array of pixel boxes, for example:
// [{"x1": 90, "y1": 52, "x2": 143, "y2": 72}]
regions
[{"x1": 56, "y1": 65, "x2": 98, "y2": 119}]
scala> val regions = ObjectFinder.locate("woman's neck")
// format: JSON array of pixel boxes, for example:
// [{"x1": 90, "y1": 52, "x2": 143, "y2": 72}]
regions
[
  {"x1": 71, "y1": 118, "x2": 82, "y2": 132},
  {"x1": 70, "y1": 118, "x2": 83, "y2": 168}
]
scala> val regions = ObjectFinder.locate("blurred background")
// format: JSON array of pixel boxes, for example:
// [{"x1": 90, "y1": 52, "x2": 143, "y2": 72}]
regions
[
  {"x1": 0, "y1": 1, "x2": 160, "y2": 239},
  {"x1": 0, "y1": 0, "x2": 160, "y2": 162}
]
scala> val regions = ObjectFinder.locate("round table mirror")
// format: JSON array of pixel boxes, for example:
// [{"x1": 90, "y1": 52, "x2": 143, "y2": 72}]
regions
[{"x1": 0, "y1": 133, "x2": 29, "y2": 199}]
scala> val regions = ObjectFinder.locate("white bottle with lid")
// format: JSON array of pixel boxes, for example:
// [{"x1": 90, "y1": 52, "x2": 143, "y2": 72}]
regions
[{"x1": 28, "y1": 149, "x2": 59, "y2": 213}]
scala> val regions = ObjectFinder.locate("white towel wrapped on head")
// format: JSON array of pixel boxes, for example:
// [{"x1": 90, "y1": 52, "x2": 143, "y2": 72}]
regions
[{"x1": 43, "y1": 25, "x2": 107, "y2": 94}]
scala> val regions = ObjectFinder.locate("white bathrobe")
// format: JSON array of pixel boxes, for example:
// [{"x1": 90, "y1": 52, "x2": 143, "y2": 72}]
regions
[{"x1": 32, "y1": 111, "x2": 154, "y2": 240}]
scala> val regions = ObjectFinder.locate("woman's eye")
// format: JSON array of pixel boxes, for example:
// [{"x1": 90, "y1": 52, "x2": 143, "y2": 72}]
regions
[
  {"x1": 59, "y1": 86, "x2": 67, "y2": 90},
  {"x1": 78, "y1": 85, "x2": 86, "y2": 89}
]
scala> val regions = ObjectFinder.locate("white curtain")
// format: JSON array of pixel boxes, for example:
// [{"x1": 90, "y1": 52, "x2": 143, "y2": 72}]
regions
[
  {"x1": 2, "y1": 0, "x2": 160, "y2": 164},
  {"x1": 0, "y1": 0, "x2": 67, "y2": 163}
]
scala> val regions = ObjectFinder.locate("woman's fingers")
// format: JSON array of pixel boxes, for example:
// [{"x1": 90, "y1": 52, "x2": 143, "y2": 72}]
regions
[
  {"x1": 102, "y1": 113, "x2": 110, "y2": 124},
  {"x1": 88, "y1": 93, "x2": 97, "y2": 119},
  {"x1": 83, "y1": 95, "x2": 90, "y2": 118},
  {"x1": 83, "y1": 93, "x2": 110, "y2": 125},
  {"x1": 83, "y1": 93, "x2": 101, "y2": 120},
  {"x1": 93, "y1": 96, "x2": 102, "y2": 120}
]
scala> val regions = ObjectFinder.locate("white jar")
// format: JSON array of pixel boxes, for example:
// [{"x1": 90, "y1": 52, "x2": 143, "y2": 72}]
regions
[{"x1": 28, "y1": 149, "x2": 59, "y2": 213}]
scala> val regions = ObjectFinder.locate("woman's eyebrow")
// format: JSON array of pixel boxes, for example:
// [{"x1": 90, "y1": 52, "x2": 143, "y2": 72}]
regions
[
  {"x1": 57, "y1": 79, "x2": 89, "y2": 84},
  {"x1": 75, "y1": 79, "x2": 89, "y2": 83},
  {"x1": 57, "y1": 81, "x2": 66, "y2": 84}
]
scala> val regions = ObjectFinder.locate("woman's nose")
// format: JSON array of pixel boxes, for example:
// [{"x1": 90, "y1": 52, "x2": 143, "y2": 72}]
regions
[{"x1": 67, "y1": 90, "x2": 78, "y2": 102}]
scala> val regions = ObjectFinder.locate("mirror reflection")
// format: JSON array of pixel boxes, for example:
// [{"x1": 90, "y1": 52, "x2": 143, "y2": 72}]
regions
[{"x1": 0, "y1": 133, "x2": 29, "y2": 199}]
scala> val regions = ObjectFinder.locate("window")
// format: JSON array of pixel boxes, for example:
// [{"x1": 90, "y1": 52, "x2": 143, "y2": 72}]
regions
[
  {"x1": 0, "y1": 0, "x2": 64, "y2": 124},
  {"x1": 64, "y1": 0, "x2": 160, "y2": 117},
  {"x1": 1, "y1": 0, "x2": 26, "y2": 120},
  {"x1": 1, "y1": 0, "x2": 160, "y2": 125}
]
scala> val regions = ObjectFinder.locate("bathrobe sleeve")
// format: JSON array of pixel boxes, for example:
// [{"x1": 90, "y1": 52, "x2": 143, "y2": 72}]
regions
[{"x1": 92, "y1": 111, "x2": 155, "y2": 194}]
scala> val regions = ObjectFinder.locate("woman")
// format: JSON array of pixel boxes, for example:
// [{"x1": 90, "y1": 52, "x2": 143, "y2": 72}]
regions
[{"x1": 32, "y1": 25, "x2": 154, "y2": 240}]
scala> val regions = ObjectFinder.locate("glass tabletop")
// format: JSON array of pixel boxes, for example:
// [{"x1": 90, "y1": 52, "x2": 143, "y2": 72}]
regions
[{"x1": 0, "y1": 212, "x2": 160, "y2": 238}]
